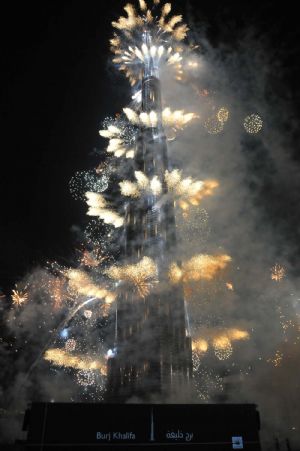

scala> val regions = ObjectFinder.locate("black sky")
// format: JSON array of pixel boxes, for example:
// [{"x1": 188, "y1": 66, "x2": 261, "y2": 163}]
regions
[{"x1": 1, "y1": 0, "x2": 300, "y2": 292}]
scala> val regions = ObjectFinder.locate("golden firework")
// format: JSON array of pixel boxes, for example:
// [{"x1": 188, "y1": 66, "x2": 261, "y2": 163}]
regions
[
  {"x1": 49, "y1": 278, "x2": 65, "y2": 310},
  {"x1": 99, "y1": 123, "x2": 134, "y2": 159},
  {"x1": 213, "y1": 335, "x2": 233, "y2": 360},
  {"x1": 120, "y1": 171, "x2": 162, "y2": 198},
  {"x1": 226, "y1": 282, "x2": 234, "y2": 291},
  {"x1": 123, "y1": 107, "x2": 196, "y2": 129},
  {"x1": 170, "y1": 254, "x2": 231, "y2": 283},
  {"x1": 165, "y1": 170, "x2": 219, "y2": 211},
  {"x1": 66, "y1": 269, "x2": 116, "y2": 304},
  {"x1": 119, "y1": 180, "x2": 140, "y2": 198},
  {"x1": 192, "y1": 339, "x2": 209, "y2": 353},
  {"x1": 227, "y1": 329, "x2": 249, "y2": 341},
  {"x1": 267, "y1": 350, "x2": 283, "y2": 367},
  {"x1": 204, "y1": 115, "x2": 224, "y2": 134},
  {"x1": 192, "y1": 328, "x2": 250, "y2": 361},
  {"x1": 85, "y1": 192, "x2": 124, "y2": 228},
  {"x1": 110, "y1": 1, "x2": 189, "y2": 86},
  {"x1": 44, "y1": 348, "x2": 107, "y2": 375},
  {"x1": 106, "y1": 256, "x2": 158, "y2": 298},
  {"x1": 11, "y1": 288, "x2": 28, "y2": 306},
  {"x1": 217, "y1": 107, "x2": 229, "y2": 123},
  {"x1": 271, "y1": 263, "x2": 285, "y2": 282},
  {"x1": 81, "y1": 249, "x2": 107, "y2": 267}
]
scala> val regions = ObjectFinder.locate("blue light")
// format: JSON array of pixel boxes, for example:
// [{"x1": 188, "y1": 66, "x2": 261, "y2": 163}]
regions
[
  {"x1": 60, "y1": 328, "x2": 69, "y2": 339},
  {"x1": 232, "y1": 436, "x2": 243, "y2": 449}
]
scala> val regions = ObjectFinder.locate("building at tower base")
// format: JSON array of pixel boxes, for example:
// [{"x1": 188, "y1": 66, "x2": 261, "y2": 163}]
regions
[{"x1": 19, "y1": 402, "x2": 262, "y2": 450}]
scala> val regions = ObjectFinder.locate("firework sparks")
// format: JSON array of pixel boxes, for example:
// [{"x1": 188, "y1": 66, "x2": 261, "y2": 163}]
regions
[
  {"x1": 49, "y1": 278, "x2": 65, "y2": 310},
  {"x1": 84, "y1": 220, "x2": 113, "y2": 248},
  {"x1": 213, "y1": 335, "x2": 233, "y2": 360},
  {"x1": 44, "y1": 349, "x2": 107, "y2": 374},
  {"x1": 120, "y1": 171, "x2": 162, "y2": 198},
  {"x1": 81, "y1": 249, "x2": 107, "y2": 267},
  {"x1": 134, "y1": 171, "x2": 149, "y2": 189},
  {"x1": 11, "y1": 288, "x2": 28, "y2": 306},
  {"x1": 226, "y1": 282, "x2": 234, "y2": 291},
  {"x1": 66, "y1": 269, "x2": 116, "y2": 304},
  {"x1": 243, "y1": 114, "x2": 263, "y2": 134},
  {"x1": 81, "y1": 250, "x2": 99, "y2": 267},
  {"x1": 83, "y1": 309, "x2": 93, "y2": 319},
  {"x1": 217, "y1": 107, "x2": 229, "y2": 123},
  {"x1": 267, "y1": 350, "x2": 283, "y2": 367},
  {"x1": 85, "y1": 192, "x2": 124, "y2": 228},
  {"x1": 193, "y1": 365, "x2": 224, "y2": 400},
  {"x1": 121, "y1": 170, "x2": 218, "y2": 209},
  {"x1": 69, "y1": 169, "x2": 109, "y2": 200},
  {"x1": 85, "y1": 191, "x2": 106, "y2": 210},
  {"x1": 110, "y1": 1, "x2": 189, "y2": 86},
  {"x1": 204, "y1": 115, "x2": 224, "y2": 134},
  {"x1": 227, "y1": 329, "x2": 250, "y2": 341},
  {"x1": 271, "y1": 263, "x2": 286, "y2": 282},
  {"x1": 192, "y1": 339, "x2": 209, "y2": 353},
  {"x1": 169, "y1": 254, "x2": 231, "y2": 284},
  {"x1": 119, "y1": 180, "x2": 141, "y2": 198},
  {"x1": 105, "y1": 256, "x2": 158, "y2": 298},
  {"x1": 123, "y1": 107, "x2": 196, "y2": 129},
  {"x1": 77, "y1": 370, "x2": 96, "y2": 386},
  {"x1": 99, "y1": 117, "x2": 137, "y2": 159},
  {"x1": 165, "y1": 170, "x2": 218, "y2": 211},
  {"x1": 192, "y1": 329, "x2": 249, "y2": 361},
  {"x1": 65, "y1": 339, "x2": 76, "y2": 352},
  {"x1": 162, "y1": 108, "x2": 196, "y2": 129},
  {"x1": 176, "y1": 206, "x2": 210, "y2": 245}
]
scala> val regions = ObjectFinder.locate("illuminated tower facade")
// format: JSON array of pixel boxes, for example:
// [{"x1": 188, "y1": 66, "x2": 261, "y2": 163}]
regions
[{"x1": 106, "y1": 31, "x2": 193, "y2": 402}]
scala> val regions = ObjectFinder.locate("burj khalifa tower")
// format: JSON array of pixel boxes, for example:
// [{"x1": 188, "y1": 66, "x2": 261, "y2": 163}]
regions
[{"x1": 106, "y1": 28, "x2": 193, "y2": 402}]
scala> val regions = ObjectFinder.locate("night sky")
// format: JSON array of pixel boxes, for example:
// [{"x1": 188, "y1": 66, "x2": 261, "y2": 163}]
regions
[{"x1": 1, "y1": 0, "x2": 300, "y2": 292}]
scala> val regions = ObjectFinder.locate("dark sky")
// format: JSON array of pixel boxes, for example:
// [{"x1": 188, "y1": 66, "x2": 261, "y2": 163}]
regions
[{"x1": 1, "y1": 0, "x2": 300, "y2": 292}]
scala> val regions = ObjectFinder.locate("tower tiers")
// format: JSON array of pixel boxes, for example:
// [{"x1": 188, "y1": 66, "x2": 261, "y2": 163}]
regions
[{"x1": 106, "y1": 38, "x2": 192, "y2": 402}]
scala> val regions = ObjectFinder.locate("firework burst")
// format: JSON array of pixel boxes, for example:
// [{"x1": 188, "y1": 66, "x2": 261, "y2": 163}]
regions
[
  {"x1": 11, "y1": 287, "x2": 29, "y2": 307},
  {"x1": 271, "y1": 263, "x2": 286, "y2": 282},
  {"x1": 123, "y1": 107, "x2": 197, "y2": 130},
  {"x1": 99, "y1": 116, "x2": 138, "y2": 159},
  {"x1": 66, "y1": 269, "x2": 116, "y2": 304},
  {"x1": 69, "y1": 169, "x2": 109, "y2": 201},
  {"x1": 169, "y1": 254, "x2": 231, "y2": 284},
  {"x1": 85, "y1": 192, "x2": 124, "y2": 228},
  {"x1": 105, "y1": 256, "x2": 158, "y2": 298},
  {"x1": 44, "y1": 348, "x2": 107, "y2": 374},
  {"x1": 111, "y1": 1, "x2": 188, "y2": 86},
  {"x1": 243, "y1": 113, "x2": 263, "y2": 134},
  {"x1": 120, "y1": 170, "x2": 218, "y2": 211}
]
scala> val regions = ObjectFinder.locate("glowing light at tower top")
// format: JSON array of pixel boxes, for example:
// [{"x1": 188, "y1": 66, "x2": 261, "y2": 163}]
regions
[{"x1": 110, "y1": 0, "x2": 188, "y2": 86}]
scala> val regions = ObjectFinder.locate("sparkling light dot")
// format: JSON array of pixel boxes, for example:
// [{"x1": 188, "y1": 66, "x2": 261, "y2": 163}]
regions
[{"x1": 243, "y1": 114, "x2": 263, "y2": 134}]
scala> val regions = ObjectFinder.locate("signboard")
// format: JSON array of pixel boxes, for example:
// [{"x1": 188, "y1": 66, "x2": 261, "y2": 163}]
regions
[{"x1": 24, "y1": 403, "x2": 261, "y2": 450}]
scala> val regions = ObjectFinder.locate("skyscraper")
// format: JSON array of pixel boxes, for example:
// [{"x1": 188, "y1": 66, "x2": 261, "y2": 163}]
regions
[{"x1": 106, "y1": 29, "x2": 193, "y2": 402}]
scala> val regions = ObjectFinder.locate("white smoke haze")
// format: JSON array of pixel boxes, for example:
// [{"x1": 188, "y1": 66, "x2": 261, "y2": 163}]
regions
[
  {"x1": 1, "y1": 4, "x2": 300, "y2": 451},
  {"x1": 159, "y1": 19, "x2": 300, "y2": 449}
]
